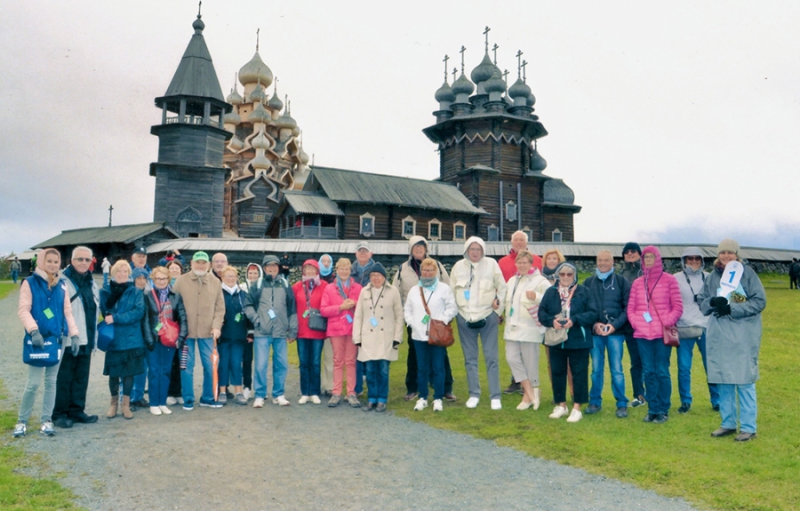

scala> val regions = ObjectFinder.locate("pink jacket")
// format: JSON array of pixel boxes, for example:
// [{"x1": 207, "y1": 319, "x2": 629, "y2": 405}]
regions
[
  {"x1": 627, "y1": 246, "x2": 683, "y2": 340},
  {"x1": 320, "y1": 278, "x2": 362, "y2": 337},
  {"x1": 18, "y1": 268, "x2": 79, "y2": 336}
]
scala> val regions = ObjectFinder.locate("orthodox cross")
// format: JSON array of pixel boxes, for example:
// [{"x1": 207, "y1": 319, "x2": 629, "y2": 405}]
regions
[
  {"x1": 492, "y1": 43, "x2": 499, "y2": 65},
  {"x1": 452, "y1": 67, "x2": 457, "y2": 82},
  {"x1": 256, "y1": 28, "x2": 260, "y2": 52},
  {"x1": 197, "y1": 1, "x2": 202, "y2": 17},
  {"x1": 522, "y1": 60, "x2": 528, "y2": 82},
  {"x1": 502, "y1": 69, "x2": 509, "y2": 85},
  {"x1": 483, "y1": 26, "x2": 491, "y2": 52},
  {"x1": 443, "y1": 55, "x2": 449, "y2": 82},
  {"x1": 108, "y1": 205, "x2": 113, "y2": 227},
  {"x1": 274, "y1": 76, "x2": 279, "y2": 96},
  {"x1": 284, "y1": 95, "x2": 288, "y2": 112},
  {"x1": 459, "y1": 46, "x2": 466, "y2": 74},
  {"x1": 516, "y1": 50, "x2": 523, "y2": 79}
]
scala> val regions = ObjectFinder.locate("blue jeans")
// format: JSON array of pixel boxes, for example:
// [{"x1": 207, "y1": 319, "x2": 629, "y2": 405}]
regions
[
  {"x1": 181, "y1": 337, "x2": 215, "y2": 404},
  {"x1": 718, "y1": 383, "x2": 757, "y2": 433},
  {"x1": 218, "y1": 342, "x2": 245, "y2": 389},
  {"x1": 254, "y1": 336, "x2": 288, "y2": 399},
  {"x1": 677, "y1": 331, "x2": 719, "y2": 407},
  {"x1": 589, "y1": 334, "x2": 628, "y2": 408},
  {"x1": 297, "y1": 338, "x2": 323, "y2": 397},
  {"x1": 11, "y1": 270, "x2": 19, "y2": 284},
  {"x1": 147, "y1": 343, "x2": 175, "y2": 407},
  {"x1": 103, "y1": 273, "x2": 109, "y2": 287},
  {"x1": 414, "y1": 340, "x2": 446, "y2": 401},
  {"x1": 131, "y1": 356, "x2": 148, "y2": 402},
  {"x1": 365, "y1": 360, "x2": 390, "y2": 403},
  {"x1": 355, "y1": 360, "x2": 365, "y2": 394},
  {"x1": 636, "y1": 338, "x2": 673, "y2": 415}
]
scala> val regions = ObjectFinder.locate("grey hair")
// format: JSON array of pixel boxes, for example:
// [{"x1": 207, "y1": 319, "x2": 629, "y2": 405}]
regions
[
  {"x1": 511, "y1": 230, "x2": 528, "y2": 243},
  {"x1": 71, "y1": 246, "x2": 93, "y2": 259},
  {"x1": 596, "y1": 249, "x2": 613, "y2": 259}
]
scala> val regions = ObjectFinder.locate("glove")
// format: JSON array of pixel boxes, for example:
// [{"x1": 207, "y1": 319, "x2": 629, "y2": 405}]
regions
[
  {"x1": 713, "y1": 304, "x2": 732, "y2": 317},
  {"x1": 354, "y1": 342, "x2": 362, "y2": 347},
  {"x1": 71, "y1": 336, "x2": 81, "y2": 356},
  {"x1": 392, "y1": 341, "x2": 400, "y2": 350},
  {"x1": 176, "y1": 338, "x2": 185, "y2": 350},
  {"x1": 146, "y1": 339, "x2": 155, "y2": 352},
  {"x1": 709, "y1": 297, "x2": 728, "y2": 308},
  {"x1": 30, "y1": 330, "x2": 44, "y2": 348}
]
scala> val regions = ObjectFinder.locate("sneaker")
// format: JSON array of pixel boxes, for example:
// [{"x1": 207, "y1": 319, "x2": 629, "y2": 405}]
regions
[
  {"x1": 199, "y1": 399, "x2": 223, "y2": 408},
  {"x1": 182, "y1": 402, "x2": 194, "y2": 411},
  {"x1": 131, "y1": 399, "x2": 149, "y2": 408},
  {"x1": 585, "y1": 404, "x2": 601, "y2": 415},
  {"x1": 465, "y1": 397, "x2": 480, "y2": 409},
  {"x1": 298, "y1": 395, "x2": 310, "y2": 405},
  {"x1": 218, "y1": 393, "x2": 227, "y2": 405},
  {"x1": 243, "y1": 388, "x2": 251, "y2": 401},
  {"x1": 346, "y1": 394, "x2": 361, "y2": 408},
  {"x1": 643, "y1": 413, "x2": 656, "y2": 422},
  {"x1": 226, "y1": 391, "x2": 234, "y2": 400},
  {"x1": 253, "y1": 398, "x2": 265, "y2": 408},
  {"x1": 490, "y1": 399, "x2": 502, "y2": 411},
  {"x1": 40, "y1": 421, "x2": 55, "y2": 437},
  {"x1": 273, "y1": 395, "x2": 291, "y2": 406},
  {"x1": 150, "y1": 406, "x2": 162, "y2": 416},
  {"x1": 363, "y1": 402, "x2": 376, "y2": 412},
  {"x1": 678, "y1": 403, "x2": 691, "y2": 414},
  {"x1": 652, "y1": 413, "x2": 669, "y2": 424},
  {"x1": 235, "y1": 393, "x2": 248, "y2": 405},
  {"x1": 711, "y1": 427, "x2": 736, "y2": 438},
  {"x1": 310, "y1": 395, "x2": 322, "y2": 405},
  {"x1": 328, "y1": 394, "x2": 341, "y2": 407},
  {"x1": 616, "y1": 407, "x2": 629, "y2": 419},
  {"x1": 566, "y1": 409, "x2": 583, "y2": 423},
  {"x1": 177, "y1": 397, "x2": 185, "y2": 405},
  {"x1": 54, "y1": 417, "x2": 74, "y2": 428},
  {"x1": 503, "y1": 381, "x2": 521, "y2": 394},
  {"x1": 375, "y1": 403, "x2": 387, "y2": 413},
  {"x1": 433, "y1": 399, "x2": 443, "y2": 412},
  {"x1": 414, "y1": 398, "x2": 428, "y2": 411},
  {"x1": 444, "y1": 393, "x2": 457, "y2": 402},
  {"x1": 549, "y1": 405, "x2": 569, "y2": 419},
  {"x1": 734, "y1": 432, "x2": 757, "y2": 442},
  {"x1": 404, "y1": 392, "x2": 419, "y2": 401},
  {"x1": 159, "y1": 405, "x2": 172, "y2": 415},
  {"x1": 12, "y1": 423, "x2": 26, "y2": 438},
  {"x1": 166, "y1": 397, "x2": 178, "y2": 406},
  {"x1": 631, "y1": 396, "x2": 646, "y2": 408}
]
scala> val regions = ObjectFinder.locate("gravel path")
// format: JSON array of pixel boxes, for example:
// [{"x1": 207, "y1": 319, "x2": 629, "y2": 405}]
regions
[{"x1": 0, "y1": 285, "x2": 698, "y2": 511}]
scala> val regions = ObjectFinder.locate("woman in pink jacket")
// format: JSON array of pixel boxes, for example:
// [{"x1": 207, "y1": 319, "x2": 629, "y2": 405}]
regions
[
  {"x1": 627, "y1": 246, "x2": 683, "y2": 424},
  {"x1": 320, "y1": 258, "x2": 363, "y2": 408}
]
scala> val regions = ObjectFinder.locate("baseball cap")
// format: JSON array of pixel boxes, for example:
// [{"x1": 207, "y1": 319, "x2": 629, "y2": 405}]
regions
[
  {"x1": 356, "y1": 242, "x2": 371, "y2": 251},
  {"x1": 132, "y1": 247, "x2": 147, "y2": 255},
  {"x1": 192, "y1": 251, "x2": 210, "y2": 262}
]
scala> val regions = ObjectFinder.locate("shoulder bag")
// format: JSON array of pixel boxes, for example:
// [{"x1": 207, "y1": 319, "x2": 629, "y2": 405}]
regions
[
  {"x1": 305, "y1": 285, "x2": 328, "y2": 332},
  {"x1": 22, "y1": 331, "x2": 63, "y2": 367},
  {"x1": 648, "y1": 279, "x2": 680, "y2": 347},
  {"x1": 152, "y1": 290, "x2": 180, "y2": 348},
  {"x1": 419, "y1": 287, "x2": 454, "y2": 347}
]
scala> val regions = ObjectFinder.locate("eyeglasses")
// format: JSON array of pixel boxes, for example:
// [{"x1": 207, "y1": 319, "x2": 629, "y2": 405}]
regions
[
  {"x1": 153, "y1": 277, "x2": 169, "y2": 282},
  {"x1": 685, "y1": 256, "x2": 701, "y2": 261},
  {"x1": 73, "y1": 258, "x2": 91, "y2": 263},
  {"x1": 558, "y1": 272, "x2": 574, "y2": 277}
]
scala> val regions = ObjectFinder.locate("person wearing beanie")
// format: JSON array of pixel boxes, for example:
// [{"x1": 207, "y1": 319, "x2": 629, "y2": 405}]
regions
[
  {"x1": 674, "y1": 247, "x2": 719, "y2": 414},
  {"x1": 292, "y1": 260, "x2": 328, "y2": 404},
  {"x1": 620, "y1": 241, "x2": 646, "y2": 408},
  {"x1": 700, "y1": 239, "x2": 766, "y2": 442}
]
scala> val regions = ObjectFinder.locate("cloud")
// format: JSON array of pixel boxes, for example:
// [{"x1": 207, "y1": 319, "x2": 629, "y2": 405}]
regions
[{"x1": 636, "y1": 219, "x2": 800, "y2": 250}]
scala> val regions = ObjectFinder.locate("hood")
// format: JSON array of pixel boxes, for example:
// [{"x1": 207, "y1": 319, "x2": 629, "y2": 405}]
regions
[
  {"x1": 246, "y1": 262, "x2": 263, "y2": 281},
  {"x1": 408, "y1": 235, "x2": 428, "y2": 255},
  {"x1": 318, "y1": 254, "x2": 334, "y2": 277},
  {"x1": 641, "y1": 245, "x2": 663, "y2": 279},
  {"x1": 681, "y1": 247, "x2": 704, "y2": 274},
  {"x1": 463, "y1": 236, "x2": 486, "y2": 261}
]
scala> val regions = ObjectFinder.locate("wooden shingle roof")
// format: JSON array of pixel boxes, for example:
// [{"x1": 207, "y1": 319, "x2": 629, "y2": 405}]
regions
[{"x1": 33, "y1": 222, "x2": 178, "y2": 249}]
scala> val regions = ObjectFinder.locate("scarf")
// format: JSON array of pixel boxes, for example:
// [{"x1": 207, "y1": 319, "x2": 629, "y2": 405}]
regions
[
  {"x1": 354, "y1": 259, "x2": 374, "y2": 275},
  {"x1": 419, "y1": 276, "x2": 438, "y2": 290},
  {"x1": 318, "y1": 255, "x2": 333, "y2": 277},
  {"x1": 410, "y1": 257, "x2": 424, "y2": 277},
  {"x1": 222, "y1": 282, "x2": 239, "y2": 295},
  {"x1": 595, "y1": 268, "x2": 614, "y2": 281},
  {"x1": 64, "y1": 265, "x2": 97, "y2": 336},
  {"x1": 542, "y1": 265, "x2": 557, "y2": 280},
  {"x1": 105, "y1": 281, "x2": 131, "y2": 311},
  {"x1": 157, "y1": 287, "x2": 170, "y2": 305},
  {"x1": 302, "y1": 274, "x2": 320, "y2": 290}
]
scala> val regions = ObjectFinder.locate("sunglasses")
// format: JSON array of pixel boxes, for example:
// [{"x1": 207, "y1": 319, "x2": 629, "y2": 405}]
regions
[
  {"x1": 558, "y1": 272, "x2": 574, "y2": 277},
  {"x1": 624, "y1": 250, "x2": 639, "y2": 254},
  {"x1": 73, "y1": 258, "x2": 91, "y2": 263},
  {"x1": 685, "y1": 256, "x2": 701, "y2": 261}
]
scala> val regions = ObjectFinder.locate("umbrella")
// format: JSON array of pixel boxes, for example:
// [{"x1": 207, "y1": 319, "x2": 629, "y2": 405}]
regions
[{"x1": 212, "y1": 344, "x2": 220, "y2": 401}]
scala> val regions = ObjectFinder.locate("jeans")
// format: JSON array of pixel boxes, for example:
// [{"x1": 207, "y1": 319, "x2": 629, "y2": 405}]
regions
[
  {"x1": 18, "y1": 359, "x2": 62, "y2": 424},
  {"x1": 355, "y1": 360, "x2": 365, "y2": 395},
  {"x1": 456, "y1": 313, "x2": 501, "y2": 400},
  {"x1": 181, "y1": 337, "x2": 215, "y2": 404},
  {"x1": 589, "y1": 335, "x2": 628, "y2": 408},
  {"x1": 414, "y1": 340, "x2": 446, "y2": 401},
  {"x1": 254, "y1": 336, "x2": 288, "y2": 399},
  {"x1": 677, "y1": 331, "x2": 719, "y2": 407},
  {"x1": 718, "y1": 383, "x2": 757, "y2": 433},
  {"x1": 148, "y1": 342, "x2": 175, "y2": 407},
  {"x1": 636, "y1": 338, "x2": 673, "y2": 415},
  {"x1": 297, "y1": 339, "x2": 324, "y2": 396},
  {"x1": 218, "y1": 342, "x2": 245, "y2": 389},
  {"x1": 625, "y1": 332, "x2": 645, "y2": 398},
  {"x1": 11, "y1": 269, "x2": 19, "y2": 284},
  {"x1": 53, "y1": 346, "x2": 92, "y2": 419},
  {"x1": 365, "y1": 360, "x2": 390, "y2": 403},
  {"x1": 330, "y1": 335, "x2": 357, "y2": 395},
  {"x1": 131, "y1": 356, "x2": 148, "y2": 402},
  {"x1": 405, "y1": 326, "x2": 453, "y2": 394}
]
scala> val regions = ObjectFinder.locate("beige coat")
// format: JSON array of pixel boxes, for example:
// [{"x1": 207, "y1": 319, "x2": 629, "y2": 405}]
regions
[
  {"x1": 352, "y1": 283, "x2": 404, "y2": 362},
  {"x1": 503, "y1": 272, "x2": 551, "y2": 342},
  {"x1": 173, "y1": 271, "x2": 225, "y2": 339}
]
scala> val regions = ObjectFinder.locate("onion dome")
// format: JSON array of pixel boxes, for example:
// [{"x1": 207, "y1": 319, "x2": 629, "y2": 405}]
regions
[
  {"x1": 249, "y1": 101, "x2": 271, "y2": 124},
  {"x1": 250, "y1": 152, "x2": 272, "y2": 170},
  {"x1": 248, "y1": 82, "x2": 266, "y2": 103},
  {"x1": 470, "y1": 53, "x2": 497, "y2": 85},
  {"x1": 451, "y1": 72, "x2": 475, "y2": 96},
  {"x1": 224, "y1": 109, "x2": 241, "y2": 125},
  {"x1": 530, "y1": 145, "x2": 547, "y2": 171},
  {"x1": 268, "y1": 92, "x2": 284, "y2": 111},
  {"x1": 298, "y1": 147, "x2": 310, "y2": 165},
  {"x1": 484, "y1": 69, "x2": 507, "y2": 94},
  {"x1": 527, "y1": 92, "x2": 536, "y2": 107},
  {"x1": 275, "y1": 109, "x2": 297, "y2": 130},
  {"x1": 227, "y1": 87, "x2": 243, "y2": 105},
  {"x1": 192, "y1": 16, "x2": 205, "y2": 33},
  {"x1": 251, "y1": 131, "x2": 271, "y2": 150},
  {"x1": 434, "y1": 80, "x2": 455, "y2": 103},
  {"x1": 508, "y1": 78, "x2": 531, "y2": 100},
  {"x1": 239, "y1": 52, "x2": 273, "y2": 88}
]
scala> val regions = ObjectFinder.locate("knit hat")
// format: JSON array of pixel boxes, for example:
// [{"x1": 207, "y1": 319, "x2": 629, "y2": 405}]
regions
[
  {"x1": 262, "y1": 255, "x2": 280, "y2": 266},
  {"x1": 622, "y1": 242, "x2": 641, "y2": 256},
  {"x1": 717, "y1": 238, "x2": 740, "y2": 255},
  {"x1": 369, "y1": 262, "x2": 387, "y2": 278},
  {"x1": 131, "y1": 267, "x2": 149, "y2": 281}
]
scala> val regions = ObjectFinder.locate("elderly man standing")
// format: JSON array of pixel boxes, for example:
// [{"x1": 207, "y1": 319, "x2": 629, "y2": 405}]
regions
[
  {"x1": 451, "y1": 236, "x2": 507, "y2": 410},
  {"x1": 583, "y1": 250, "x2": 632, "y2": 418},
  {"x1": 173, "y1": 251, "x2": 226, "y2": 410},
  {"x1": 52, "y1": 246, "x2": 100, "y2": 428},
  {"x1": 11, "y1": 257, "x2": 21, "y2": 284},
  {"x1": 211, "y1": 253, "x2": 228, "y2": 281},
  {"x1": 620, "y1": 242, "x2": 646, "y2": 408}
]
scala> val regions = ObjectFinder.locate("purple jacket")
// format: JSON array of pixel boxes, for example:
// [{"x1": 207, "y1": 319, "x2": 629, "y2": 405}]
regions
[{"x1": 627, "y1": 246, "x2": 683, "y2": 340}]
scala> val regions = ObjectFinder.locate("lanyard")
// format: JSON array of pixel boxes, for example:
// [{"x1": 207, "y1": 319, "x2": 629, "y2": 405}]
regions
[
  {"x1": 510, "y1": 275, "x2": 523, "y2": 304},
  {"x1": 682, "y1": 270, "x2": 704, "y2": 297},
  {"x1": 466, "y1": 264, "x2": 475, "y2": 289},
  {"x1": 644, "y1": 273, "x2": 663, "y2": 309},
  {"x1": 370, "y1": 285, "x2": 386, "y2": 310}
]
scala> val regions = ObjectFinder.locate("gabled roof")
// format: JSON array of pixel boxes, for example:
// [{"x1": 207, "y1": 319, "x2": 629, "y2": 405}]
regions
[
  {"x1": 306, "y1": 166, "x2": 487, "y2": 215},
  {"x1": 32, "y1": 222, "x2": 179, "y2": 249},
  {"x1": 158, "y1": 17, "x2": 225, "y2": 103},
  {"x1": 284, "y1": 192, "x2": 344, "y2": 216}
]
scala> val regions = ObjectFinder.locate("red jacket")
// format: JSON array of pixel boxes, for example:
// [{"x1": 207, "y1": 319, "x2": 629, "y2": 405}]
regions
[
  {"x1": 498, "y1": 250, "x2": 543, "y2": 282},
  {"x1": 627, "y1": 246, "x2": 683, "y2": 340},
  {"x1": 320, "y1": 277, "x2": 362, "y2": 337},
  {"x1": 292, "y1": 279, "x2": 328, "y2": 340}
]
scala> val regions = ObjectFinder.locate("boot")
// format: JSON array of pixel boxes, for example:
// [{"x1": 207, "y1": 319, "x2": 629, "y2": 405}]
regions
[
  {"x1": 107, "y1": 395, "x2": 119, "y2": 418},
  {"x1": 532, "y1": 388, "x2": 541, "y2": 411},
  {"x1": 121, "y1": 395, "x2": 134, "y2": 420}
]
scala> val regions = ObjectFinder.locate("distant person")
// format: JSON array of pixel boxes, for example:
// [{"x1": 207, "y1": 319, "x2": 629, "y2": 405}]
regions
[
  {"x1": 158, "y1": 249, "x2": 185, "y2": 269},
  {"x1": 53, "y1": 246, "x2": 101, "y2": 429},
  {"x1": 89, "y1": 256, "x2": 97, "y2": 273},
  {"x1": 292, "y1": 260, "x2": 328, "y2": 404},
  {"x1": 620, "y1": 242, "x2": 646, "y2": 408},
  {"x1": 101, "y1": 257, "x2": 111, "y2": 286},
  {"x1": 627, "y1": 246, "x2": 683, "y2": 424},
  {"x1": 13, "y1": 248, "x2": 79, "y2": 438},
  {"x1": 701, "y1": 239, "x2": 767, "y2": 442},
  {"x1": 790, "y1": 258, "x2": 799, "y2": 290},
  {"x1": 674, "y1": 247, "x2": 719, "y2": 414},
  {"x1": 451, "y1": 236, "x2": 507, "y2": 410},
  {"x1": 217, "y1": 266, "x2": 249, "y2": 406},
  {"x1": 279, "y1": 253, "x2": 292, "y2": 278},
  {"x1": 10, "y1": 257, "x2": 21, "y2": 284},
  {"x1": 211, "y1": 253, "x2": 228, "y2": 281}
]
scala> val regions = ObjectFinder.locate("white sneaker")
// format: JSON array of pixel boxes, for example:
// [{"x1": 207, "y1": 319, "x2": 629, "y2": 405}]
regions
[
  {"x1": 414, "y1": 398, "x2": 429, "y2": 411},
  {"x1": 310, "y1": 395, "x2": 321, "y2": 405},
  {"x1": 298, "y1": 395, "x2": 310, "y2": 405},
  {"x1": 549, "y1": 405, "x2": 569, "y2": 419},
  {"x1": 159, "y1": 405, "x2": 172, "y2": 415},
  {"x1": 491, "y1": 398, "x2": 502, "y2": 410},
  {"x1": 566, "y1": 409, "x2": 583, "y2": 423},
  {"x1": 150, "y1": 406, "x2": 162, "y2": 416},
  {"x1": 243, "y1": 387, "x2": 251, "y2": 400},
  {"x1": 253, "y1": 398, "x2": 265, "y2": 408},
  {"x1": 177, "y1": 397, "x2": 184, "y2": 405},
  {"x1": 465, "y1": 397, "x2": 480, "y2": 409},
  {"x1": 433, "y1": 399, "x2": 443, "y2": 412},
  {"x1": 273, "y1": 395, "x2": 291, "y2": 406},
  {"x1": 166, "y1": 396, "x2": 178, "y2": 406}
]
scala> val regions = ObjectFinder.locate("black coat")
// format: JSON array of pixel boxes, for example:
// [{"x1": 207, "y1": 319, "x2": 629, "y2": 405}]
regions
[
  {"x1": 220, "y1": 288, "x2": 250, "y2": 343},
  {"x1": 582, "y1": 272, "x2": 631, "y2": 333},
  {"x1": 538, "y1": 284, "x2": 597, "y2": 350},
  {"x1": 143, "y1": 288, "x2": 188, "y2": 349}
]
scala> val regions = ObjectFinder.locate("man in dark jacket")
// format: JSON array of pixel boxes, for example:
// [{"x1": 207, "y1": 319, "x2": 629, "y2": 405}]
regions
[
  {"x1": 583, "y1": 250, "x2": 632, "y2": 419},
  {"x1": 279, "y1": 253, "x2": 292, "y2": 278},
  {"x1": 620, "y1": 242, "x2": 646, "y2": 407},
  {"x1": 790, "y1": 258, "x2": 799, "y2": 290}
]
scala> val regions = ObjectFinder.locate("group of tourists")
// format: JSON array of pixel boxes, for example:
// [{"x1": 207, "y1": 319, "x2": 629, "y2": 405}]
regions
[{"x1": 12, "y1": 233, "x2": 766, "y2": 443}]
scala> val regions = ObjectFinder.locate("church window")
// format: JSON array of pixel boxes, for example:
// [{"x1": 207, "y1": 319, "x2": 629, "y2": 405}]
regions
[
  {"x1": 487, "y1": 224, "x2": 499, "y2": 242},
  {"x1": 402, "y1": 216, "x2": 417, "y2": 238},
  {"x1": 522, "y1": 225, "x2": 532, "y2": 241},
  {"x1": 453, "y1": 221, "x2": 466, "y2": 241},
  {"x1": 552, "y1": 229, "x2": 563, "y2": 242},
  {"x1": 505, "y1": 201, "x2": 517, "y2": 222},
  {"x1": 360, "y1": 213, "x2": 375, "y2": 237},
  {"x1": 428, "y1": 219, "x2": 442, "y2": 241}
]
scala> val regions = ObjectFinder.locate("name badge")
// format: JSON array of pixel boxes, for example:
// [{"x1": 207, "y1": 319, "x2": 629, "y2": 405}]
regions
[
  {"x1": 643, "y1": 312, "x2": 652, "y2": 323},
  {"x1": 303, "y1": 310, "x2": 310, "y2": 318},
  {"x1": 345, "y1": 314, "x2": 353, "y2": 324},
  {"x1": 235, "y1": 313, "x2": 243, "y2": 323},
  {"x1": 422, "y1": 314, "x2": 430, "y2": 324},
  {"x1": 464, "y1": 290, "x2": 471, "y2": 300},
  {"x1": 370, "y1": 317, "x2": 379, "y2": 328},
  {"x1": 268, "y1": 309, "x2": 276, "y2": 319},
  {"x1": 155, "y1": 322, "x2": 163, "y2": 333},
  {"x1": 43, "y1": 308, "x2": 55, "y2": 320},
  {"x1": 509, "y1": 307, "x2": 515, "y2": 317}
]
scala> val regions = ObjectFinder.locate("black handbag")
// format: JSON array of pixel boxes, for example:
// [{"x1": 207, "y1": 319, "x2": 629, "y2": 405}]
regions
[{"x1": 304, "y1": 286, "x2": 327, "y2": 332}]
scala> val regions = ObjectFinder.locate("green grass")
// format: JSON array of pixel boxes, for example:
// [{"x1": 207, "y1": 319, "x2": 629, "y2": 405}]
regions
[
  {"x1": 386, "y1": 273, "x2": 800, "y2": 511},
  {"x1": 0, "y1": 282, "x2": 17, "y2": 301}
]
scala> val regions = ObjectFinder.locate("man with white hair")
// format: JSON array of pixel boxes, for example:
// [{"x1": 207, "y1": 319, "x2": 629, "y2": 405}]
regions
[{"x1": 211, "y1": 253, "x2": 228, "y2": 281}]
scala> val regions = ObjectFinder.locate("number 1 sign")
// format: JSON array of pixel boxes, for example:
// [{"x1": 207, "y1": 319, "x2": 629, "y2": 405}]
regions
[{"x1": 717, "y1": 261, "x2": 744, "y2": 298}]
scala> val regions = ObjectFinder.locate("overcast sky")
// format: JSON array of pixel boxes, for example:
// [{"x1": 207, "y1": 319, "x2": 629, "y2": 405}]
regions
[{"x1": 2, "y1": 0, "x2": 799, "y2": 256}]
